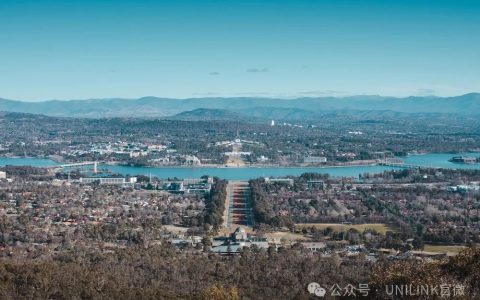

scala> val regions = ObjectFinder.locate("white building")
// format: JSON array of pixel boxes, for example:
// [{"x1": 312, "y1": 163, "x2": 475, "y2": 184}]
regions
[
  {"x1": 184, "y1": 155, "x2": 201, "y2": 165},
  {"x1": 304, "y1": 156, "x2": 327, "y2": 164},
  {"x1": 301, "y1": 242, "x2": 327, "y2": 252},
  {"x1": 0, "y1": 171, "x2": 6, "y2": 179},
  {"x1": 224, "y1": 151, "x2": 252, "y2": 156},
  {"x1": 232, "y1": 227, "x2": 248, "y2": 241},
  {"x1": 258, "y1": 155, "x2": 269, "y2": 162},
  {"x1": 80, "y1": 177, "x2": 137, "y2": 187},
  {"x1": 264, "y1": 177, "x2": 294, "y2": 186}
]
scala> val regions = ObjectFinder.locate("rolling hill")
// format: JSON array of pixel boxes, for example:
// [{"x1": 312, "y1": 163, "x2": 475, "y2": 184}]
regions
[{"x1": 1, "y1": 93, "x2": 479, "y2": 119}]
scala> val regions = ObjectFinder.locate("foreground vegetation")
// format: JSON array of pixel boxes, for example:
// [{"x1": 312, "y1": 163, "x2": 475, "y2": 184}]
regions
[
  {"x1": 0, "y1": 244, "x2": 367, "y2": 299},
  {"x1": 0, "y1": 245, "x2": 479, "y2": 299}
]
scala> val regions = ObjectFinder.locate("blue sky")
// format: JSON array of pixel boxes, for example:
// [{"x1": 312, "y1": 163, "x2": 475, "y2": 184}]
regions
[{"x1": 0, "y1": 0, "x2": 479, "y2": 100}]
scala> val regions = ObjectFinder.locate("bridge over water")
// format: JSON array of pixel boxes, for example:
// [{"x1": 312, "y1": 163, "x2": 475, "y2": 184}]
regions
[
  {"x1": 378, "y1": 162, "x2": 436, "y2": 169},
  {"x1": 47, "y1": 161, "x2": 99, "y2": 173}
]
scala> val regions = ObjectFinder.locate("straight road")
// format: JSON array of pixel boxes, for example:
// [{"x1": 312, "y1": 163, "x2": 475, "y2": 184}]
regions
[{"x1": 223, "y1": 180, "x2": 253, "y2": 228}]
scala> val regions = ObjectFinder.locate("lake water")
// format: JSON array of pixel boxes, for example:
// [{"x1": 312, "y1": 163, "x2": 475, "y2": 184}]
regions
[
  {"x1": 1, "y1": 153, "x2": 479, "y2": 180},
  {"x1": 0, "y1": 157, "x2": 59, "y2": 167},
  {"x1": 403, "y1": 153, "x2": 480, "y2": 170},
  {"x1": 107, "y1": 165, "x2": 400, "y2": 180}
]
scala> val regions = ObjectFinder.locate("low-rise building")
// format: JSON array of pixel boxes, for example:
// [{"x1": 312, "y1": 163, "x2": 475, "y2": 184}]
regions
[
  {"x1": 450, "y1": 156, "x2": 478, "y2": 164},
  {"x1": 210, "y1": 227, "x2": 269, "y2": 254},
  {"x1": 80, "y1": 177, "x2": 137, "y2": 187},
  {"x1": 303, "y1": 156, "x2": 327, "y2": 164},
  {"x1": 300, "y1": 242, "x2": 327, "y2": 252},
  {"x1": 156, "y1": 177, "x2": 213, "y2": 194},
  {"x1": 184, "y1": 155, "x2": 201, "y2": 165},
  {"x1": 264, "y1": 178, "x2": 294, "y2": 186},
  {"x1": 306, "y1": 180, "x2": 324, "y2": 189}
]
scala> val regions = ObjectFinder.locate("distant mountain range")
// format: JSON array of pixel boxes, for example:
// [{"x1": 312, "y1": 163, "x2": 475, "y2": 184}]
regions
[
  {"x1": 168, "y1": 108, "x2": 256, "y2": 122},
  {"x1": 1, "y1": 93, "x2": 479, "y2": 120}
]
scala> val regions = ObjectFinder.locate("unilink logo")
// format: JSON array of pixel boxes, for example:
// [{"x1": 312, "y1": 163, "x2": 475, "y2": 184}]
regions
[
  {"x1": 307, "y1": 282, "x2": 465, "y2": 298},
  {"x1": 307, "y1": 282, "x2": 326, "y2": 297}
]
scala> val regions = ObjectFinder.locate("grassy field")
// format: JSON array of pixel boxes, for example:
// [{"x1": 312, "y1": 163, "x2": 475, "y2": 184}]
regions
[
  {"x1": 295, "y1": 223, "x2": 393, "y2": 234},
  {"x1": 265, "y1": 231, "x2": 309, "y2": 242},
  {"x1": 163, "y1": 225, "x2": 190, "y2": 235},
  {"x1": 423, "y1": 244, "x2": 467, "y2": 255}
]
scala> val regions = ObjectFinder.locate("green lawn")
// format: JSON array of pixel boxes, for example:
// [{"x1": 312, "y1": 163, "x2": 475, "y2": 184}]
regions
[
  {"x1": 423, "y1": 244, "x2": 467, "y2": 255},
  {"x1": 295, "y1": 223, "x2": 393, "y2": 234}
]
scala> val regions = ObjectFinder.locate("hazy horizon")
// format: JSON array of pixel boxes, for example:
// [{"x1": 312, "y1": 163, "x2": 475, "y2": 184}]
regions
[{"x1": 1, "y1": 91, "x2": 479, "y2": 103}]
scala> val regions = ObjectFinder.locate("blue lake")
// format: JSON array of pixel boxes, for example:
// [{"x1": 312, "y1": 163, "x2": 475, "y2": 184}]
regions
[
  {"x1": 0, "y1": 152, "x2": 479, "y2": 180},
  {"x1": 0, "y1": 157, "x2": 59, "y2": 167},
  {"x1": 403, "y1": 153, "x2": 480, "y2": 169},
  {"x1": 107, "y1": 165, "x2": 400, "y2": 180}
]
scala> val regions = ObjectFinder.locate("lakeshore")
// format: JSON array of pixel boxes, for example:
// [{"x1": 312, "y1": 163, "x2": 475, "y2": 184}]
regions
[{"x1": 2, "y1": 152, "x2": 480, "y2": 180}]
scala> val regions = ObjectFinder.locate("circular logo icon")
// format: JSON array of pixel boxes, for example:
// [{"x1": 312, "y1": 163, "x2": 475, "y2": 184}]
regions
[
  {"x1": 314, "y1": 287, "x2": 326, "y2": 297},
  {"x1": 308, "y1": 282, "x2": 321, "y2": 294}
]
